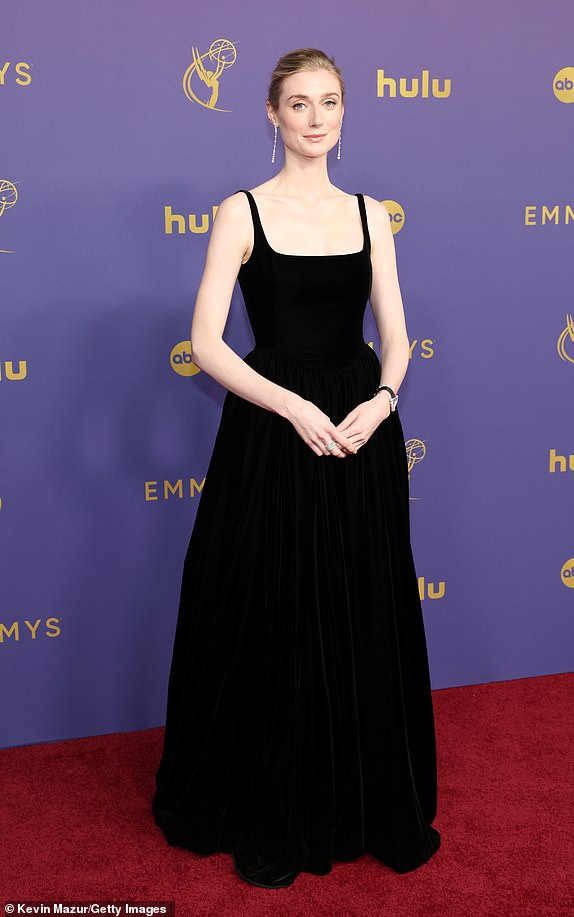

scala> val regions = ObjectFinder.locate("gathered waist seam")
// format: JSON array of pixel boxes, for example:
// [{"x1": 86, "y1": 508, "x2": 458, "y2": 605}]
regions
[{"x1": 244, "y1": 342, "x2": 378, "y2": 374}]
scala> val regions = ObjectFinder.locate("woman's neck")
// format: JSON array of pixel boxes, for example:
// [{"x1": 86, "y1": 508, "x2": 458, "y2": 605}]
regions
[{"x1": 270, "y1": 153, "x2": 339, "y2": 202}]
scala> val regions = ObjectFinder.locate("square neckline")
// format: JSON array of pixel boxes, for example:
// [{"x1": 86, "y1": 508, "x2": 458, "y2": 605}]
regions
[{"x1": 242, "y1": 189, "x2": 368, "y2": 259}]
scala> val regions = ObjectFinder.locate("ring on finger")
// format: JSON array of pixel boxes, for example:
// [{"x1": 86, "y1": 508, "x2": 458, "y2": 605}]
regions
[{"x1": 326, "y1": 440, "x2": 338, "y2": 452}]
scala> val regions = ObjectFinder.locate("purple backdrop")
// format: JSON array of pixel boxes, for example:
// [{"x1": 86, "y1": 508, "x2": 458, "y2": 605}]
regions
[{"x1": 2, "y1": 0, "x2": 573, "y2": 749}]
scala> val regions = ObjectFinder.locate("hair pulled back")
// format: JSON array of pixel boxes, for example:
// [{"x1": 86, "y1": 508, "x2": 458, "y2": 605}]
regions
[{"x1": 267, "y1": 48, "x2": 345, "y2": 110}]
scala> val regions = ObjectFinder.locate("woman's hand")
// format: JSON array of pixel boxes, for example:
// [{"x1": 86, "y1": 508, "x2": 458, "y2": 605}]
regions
[
  {"x1": 284, "y1": 396, "x2": 359, "y2": 458},
  {"x1": 334, "y1": 394, "x2": 392, "y2": 450}
]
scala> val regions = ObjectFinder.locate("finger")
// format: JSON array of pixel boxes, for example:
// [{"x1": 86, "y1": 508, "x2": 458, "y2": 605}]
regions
[
  {"x1": 312, "y1": 436, "x2": 342, "y2": 457},
  {"x1": 326, "y1": 424, "x2": 356, "y2": 445},
  {"x1": 336, "y1": 433, "x2": 359, "y2": 454},
  {"x1": 322, "y1": 439, "x2": 347, "y2": 458},
  {"x1": 350, "y1": 437, "x2": 367, "y2": 448},
  {"x1": 338, "y1": 430, "x2": 359, "y2": 446},
  {"x1": 345, "y1": 432, "x2": 366, "y2": 445},
  {"x1": 336, "y1": 416, "x2": 356, "y2": 433},
  {"x1": 335, "y1": 423, "x2": 361, "y2": 443}
]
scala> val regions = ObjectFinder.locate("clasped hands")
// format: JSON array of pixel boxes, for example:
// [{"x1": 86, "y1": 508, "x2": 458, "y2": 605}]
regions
[{"x1": 287, "y1": 394, "x2": 392, "y2": 458}]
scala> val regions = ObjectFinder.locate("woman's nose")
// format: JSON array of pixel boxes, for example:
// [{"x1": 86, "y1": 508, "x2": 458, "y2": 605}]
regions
[{"x1": 309, "y1": 106, "x2": 324, "y2": 127}]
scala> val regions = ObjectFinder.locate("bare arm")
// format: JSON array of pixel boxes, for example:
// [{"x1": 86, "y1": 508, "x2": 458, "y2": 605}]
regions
[
  {"x1": 190, "y1": 192, "x2": 301, "y2": 419},
  {"x1": 334, "y1": 196, "x2": 410, "y2": 446},
  {"x1": 364, "y1": 195, "x2": 411, "y2": 396},
  {"x1": 190, "y1": 192, "x2": 357, "y2": 458}
]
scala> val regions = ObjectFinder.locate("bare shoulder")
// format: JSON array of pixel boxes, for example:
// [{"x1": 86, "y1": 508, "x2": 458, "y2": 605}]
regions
[
  {"x1": 208, "y1": 190, "x2": 252, "y2": 250},
  {"x1": 362, "y1": 195, "x2": 390, "y2": 225},
  {"x1": 192, "y1": 191, "x2": 253, "y2": 270},
  {"x1": 213, "y1": 190, "x2": 251, "y2": 224},
  {"x1": 361, "y1": 195, "x2": 394, "y2": 251}
]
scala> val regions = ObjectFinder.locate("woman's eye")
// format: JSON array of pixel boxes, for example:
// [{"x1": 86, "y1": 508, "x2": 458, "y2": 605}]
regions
[{"x1": 292, "y1": 99, "x2": 337, "y2": 110}]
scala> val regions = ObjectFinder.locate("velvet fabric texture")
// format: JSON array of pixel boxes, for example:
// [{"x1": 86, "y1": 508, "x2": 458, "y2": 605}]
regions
[{"x1": 151, "y1": 190, "x2": 441, "y2": 887}]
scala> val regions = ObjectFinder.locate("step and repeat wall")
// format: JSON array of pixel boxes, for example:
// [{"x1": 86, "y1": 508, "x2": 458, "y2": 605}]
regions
[{"x1": 2, "y1": 0, "x2": 573, "y2": 748}]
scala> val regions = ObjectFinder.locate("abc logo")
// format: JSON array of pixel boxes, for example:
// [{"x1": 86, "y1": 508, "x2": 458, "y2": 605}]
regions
[
  {"x1": 553, "y1": 67, "x2": 574, "y2": 103},
  {"x1": 560, "y1": 558, "x2": 574, "y2": 589},
  {"x1": 381, "y1": 200, "x2": 405, "y2": 235},
  {"x1": 170, "y1": 340, "x2": 201, "y2": 377}
]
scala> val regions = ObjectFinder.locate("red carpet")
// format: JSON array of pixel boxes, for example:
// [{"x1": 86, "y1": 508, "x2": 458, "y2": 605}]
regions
[{"x1": 1, "y1": 672, "x2": 572, "y2": 916}]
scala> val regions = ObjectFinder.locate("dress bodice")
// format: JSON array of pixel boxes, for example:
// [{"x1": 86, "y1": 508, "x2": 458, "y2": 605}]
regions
[{"x1": 237, "y1": 190, "x2": 373, "y2": 369}]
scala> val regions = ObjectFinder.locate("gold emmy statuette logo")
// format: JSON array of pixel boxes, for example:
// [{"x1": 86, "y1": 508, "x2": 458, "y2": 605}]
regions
[
  {"x1": 170, "y1": 340, "x2": 201, "y2": 377},
  {"x1": 183, "y1": 39, "x2": 237, "y2": 112},
  {"x1": 405, "y1": 438, "x2": 426, "y2": 474},
  {"x1": 405, "y1": 438, "x2": 426, "y2": 502},
  {"x1": 0, "y1": 179, "x2": 17, "y2": 217},
  {"x1": 0, "y1": 178, "x2": 18, "y2": 253},
  {"x1": 382, "y1": 200, "x2": 405, "y2": 236},
  {"x1": 560, "y1": 558, "x2": 574, "y2": 588},
  {"x1": 553, "y1": 67, "x2": 574, "y2": 103},
  {"x1": 557, "y1": 313, "x2": 574, "y2": 364}
]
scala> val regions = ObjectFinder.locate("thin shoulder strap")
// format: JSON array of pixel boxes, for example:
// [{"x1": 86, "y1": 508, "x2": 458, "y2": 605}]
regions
[
  {"x1": 356, "y1": 193, "x2": 371, "y2": 253},
  {"x1": 237, "y1": 188, "x2": 266, "y2": 243}
]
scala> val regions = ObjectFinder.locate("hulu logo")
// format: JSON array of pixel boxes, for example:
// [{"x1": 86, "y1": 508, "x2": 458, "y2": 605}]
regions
[{"x1": 548, "y1": 450, "x2": 574, "y2": 473}]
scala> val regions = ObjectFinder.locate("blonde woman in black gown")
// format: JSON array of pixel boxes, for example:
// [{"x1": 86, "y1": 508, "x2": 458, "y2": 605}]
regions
[{"x1": 152, "y1": 48, "x2": 441, "y2": 889}]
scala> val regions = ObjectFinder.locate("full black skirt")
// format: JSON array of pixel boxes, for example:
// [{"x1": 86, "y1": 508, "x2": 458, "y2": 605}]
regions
[{"x1": 152, "y1": 343, "x2": 440, "y2": 884}]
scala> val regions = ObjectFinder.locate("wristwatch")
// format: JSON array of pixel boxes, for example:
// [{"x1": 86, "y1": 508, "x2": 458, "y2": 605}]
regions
[{"x1": 373, "y1": 384, "x2": 398, "y2": 411}]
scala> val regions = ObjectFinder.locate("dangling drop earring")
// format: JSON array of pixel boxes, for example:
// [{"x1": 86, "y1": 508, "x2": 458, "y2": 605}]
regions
[
  {"x1": 337, "y1": 116, "x2": 343, "y2": 160},
  {"x1": 271, "y1": 124, "x2": 278, "y2": 163}
]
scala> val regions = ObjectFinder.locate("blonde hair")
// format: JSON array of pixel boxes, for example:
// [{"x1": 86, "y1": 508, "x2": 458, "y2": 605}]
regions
[{"x1": 267, "y1": 48, "x2": 345, "y2": 110}]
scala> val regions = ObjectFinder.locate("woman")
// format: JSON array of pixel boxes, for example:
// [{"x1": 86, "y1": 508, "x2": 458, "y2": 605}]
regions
[{"x1": 152, "y1": 48, "x2": 441, "y2": 889}]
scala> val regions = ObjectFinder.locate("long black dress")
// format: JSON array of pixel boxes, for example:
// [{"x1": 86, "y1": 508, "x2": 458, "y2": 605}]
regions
[{"x1": 151, "y1": 189, "x2": 441, "y2": 888}]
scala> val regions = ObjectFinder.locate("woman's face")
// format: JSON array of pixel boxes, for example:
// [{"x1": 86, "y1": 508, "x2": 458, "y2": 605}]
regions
[{"x1": 268, "y1": 68, "x2": 344, "y2": 160}]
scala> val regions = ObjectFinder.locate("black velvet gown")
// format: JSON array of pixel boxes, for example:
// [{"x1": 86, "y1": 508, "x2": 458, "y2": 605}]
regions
[{"x1": 151, "y1": 189, "x2": 441, "y2": 888}]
